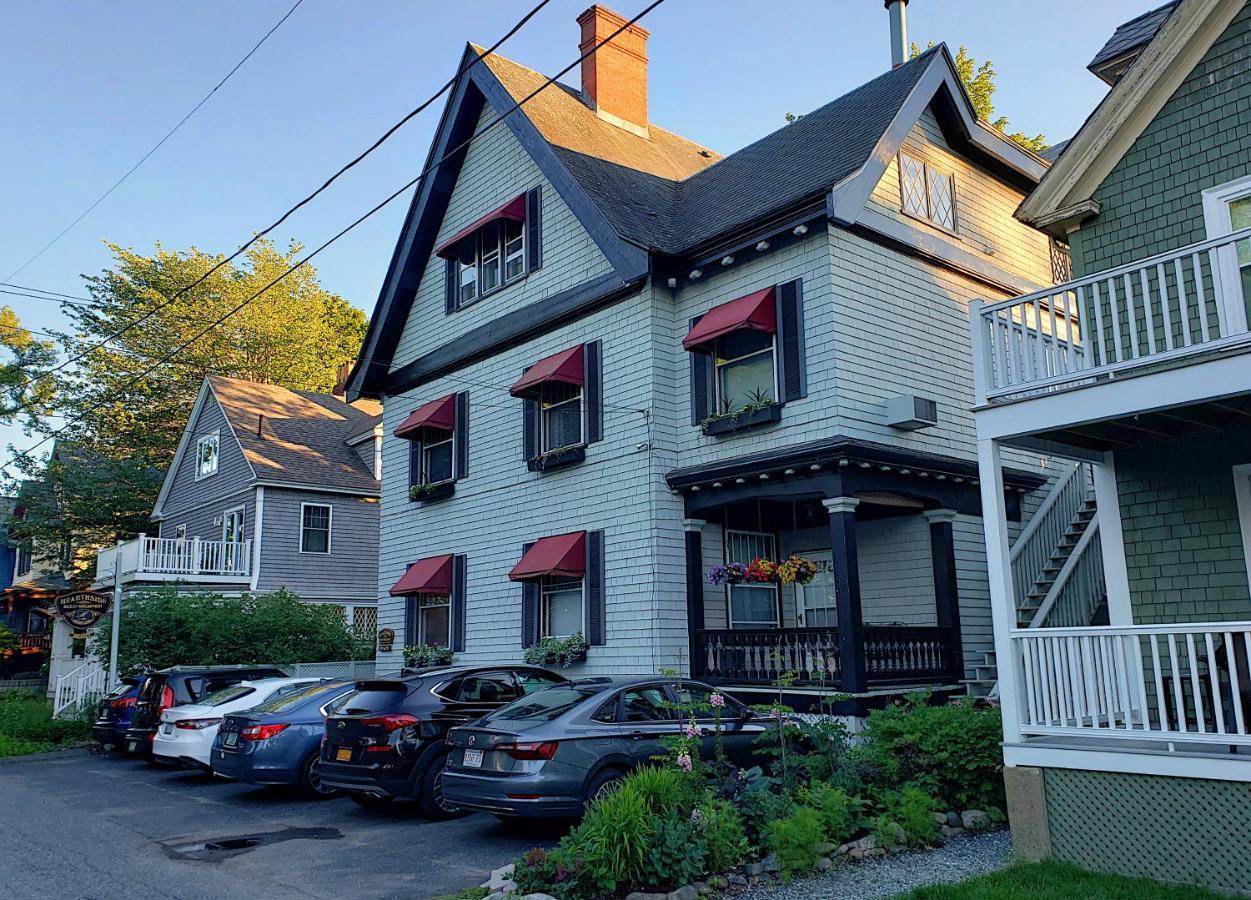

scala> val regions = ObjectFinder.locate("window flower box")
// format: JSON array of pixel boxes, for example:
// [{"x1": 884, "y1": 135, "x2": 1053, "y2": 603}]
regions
[
  {"x1": 700, "y1": 402, "x2": 781, "y2": 437},
  {"x1": 409, "y1": 481, "x2": 456, "y2": 504},
  {"x1": 523, "y1": 632, "x2": 589, "y2": 668},
  {"x1": 527, "y1": 444, "x2": 586, "y2": 473}
]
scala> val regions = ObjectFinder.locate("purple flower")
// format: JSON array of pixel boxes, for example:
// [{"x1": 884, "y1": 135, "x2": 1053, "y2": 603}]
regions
[
  {"x1": 676, "y1": 751, "x2": 693, "y2": 772},
  {"x1": 690, "y1": 808, "x2": 705, "y2": 825},
  {"x1": 709, "y1": 692, "x2": 725, "y2": 708},
  {"x1": 685, "y1": 722, "x2": 701, "y2": 739}
]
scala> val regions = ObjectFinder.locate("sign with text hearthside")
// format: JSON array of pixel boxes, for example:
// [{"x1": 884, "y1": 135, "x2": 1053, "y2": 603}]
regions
[{"x1": 54, "y1": 590, "x2": 113, "y2": 630}]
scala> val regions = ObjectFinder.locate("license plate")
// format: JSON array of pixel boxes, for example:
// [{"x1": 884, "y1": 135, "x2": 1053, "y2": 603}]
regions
[
  {"x1": 224, "y1": 732, "x2": 238, "y2": 748},
  {"x1": 126, "y1": 740, "x2": 137, "y2": 752},
  {"x1": 463, "y1": 748, "x2": 483, "y2": 768},
  {"x1": 336, "y1": 747, "x2": 352, "y2": 762},
  {"x1": 161, "y1": 724, "x2": 173, "y2": 735}
]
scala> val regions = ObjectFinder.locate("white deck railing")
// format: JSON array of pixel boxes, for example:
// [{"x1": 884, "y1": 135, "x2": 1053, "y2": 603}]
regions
[
  {"x1": 53, "y1": 660, "x2": 107, "y2": 718},
  {"x1": 96, "y1": 534, "x2": 252, "y2": 582},
  {"x1": 972, "y1": 225, "x2": 1251, "y2": 404},
  {"x1": 1012, "y1": 623, "x2": 1251, "y2": 748}
]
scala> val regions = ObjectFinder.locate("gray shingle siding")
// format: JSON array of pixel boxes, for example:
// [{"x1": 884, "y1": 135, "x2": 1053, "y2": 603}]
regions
[
  {"x1": 159, "y1": 396, "x2": 253, "y2": 520},
  {"x1": 255, "y1": 488, "x2": 379, "y2": 604}
]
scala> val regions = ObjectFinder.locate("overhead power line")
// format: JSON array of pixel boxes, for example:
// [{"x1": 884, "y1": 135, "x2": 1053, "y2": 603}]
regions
[
  {"x1": 0, "y1": 288, "x2": 100, "y2": 310},
  {"x1": 16, "y1": 0, "x2": 665, "y2": 461},
  {"x1": 2, "y1": 0, "x2": 306, "y2": 284},
  {"x1": 28, "y1": 0, "x2": 554, "y2": 383},
  {"x1": 0, "y1": 282, "x2": 98, "y2": 304}
]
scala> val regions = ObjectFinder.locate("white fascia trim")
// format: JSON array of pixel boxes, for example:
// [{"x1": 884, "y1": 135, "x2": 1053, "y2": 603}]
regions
[
  {"x1": 250, "y1": 485, "x2": 265, "y2": 592},
  {"x1": 151, "y1": 380, "x2": 213, "y2": 519},
  {"x1": 251, "y1": 480, "x2": 380, "y2": 498},
  {"x1": 1004, "y1": 743, "x2": 1251, "y2": 783}
]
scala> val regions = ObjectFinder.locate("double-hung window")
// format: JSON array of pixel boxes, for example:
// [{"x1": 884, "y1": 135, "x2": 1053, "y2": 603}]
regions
[
  {"x1": 898, "y1": 150, "x2": 956, "y2": 231},
  {"x1": 540, "y1": 382, "x2": 583, "y2": 452},
  {"x1": 300, "y1": 503, "x2": 332, "y2": 554},
  {"x1": 412, "y1": 593, "x2": 450, "y2": 647},
  {"x1": 540, "y1": 575, "x2": 584, "y2": 639},
  {"x1": 449, "y1": 218, "x2": 526, "y2": 309},
  {"x1": 726, "y1": 530, "x2": 779, "y2": 629},
  {"x1": 16, "y1": 543, "x2": 32, "y2": 578},
  {"x1": 714, "y1": 329, "x2": 776, "y2": 414},
  {"x1": 195, "y1": 431, "x2": 219, "y2": 480},
  {"x1": 416, "y1": 426, "x2": 454, "y2": 486}
]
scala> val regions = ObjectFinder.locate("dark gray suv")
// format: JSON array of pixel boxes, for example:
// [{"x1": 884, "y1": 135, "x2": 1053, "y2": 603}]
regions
[{"x1": 442, "y1": 676, "x2": 767, "y2": 818}]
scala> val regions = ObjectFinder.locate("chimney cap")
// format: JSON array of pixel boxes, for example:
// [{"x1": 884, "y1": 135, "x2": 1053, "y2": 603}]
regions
[{"x1": 576, "y1": 4, "x2": 650, "y2": 38}]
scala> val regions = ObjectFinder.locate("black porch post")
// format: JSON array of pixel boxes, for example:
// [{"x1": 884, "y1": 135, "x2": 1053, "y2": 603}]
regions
[
  {"x1": 925, "y1": 509, "x2": 965, "y2": 681},
  {"x1": 823, "y1": 497, "x2": 866, "y2": 693},
  {"x1": 683, "y1": 518, "x2": 706, "y2": 678}
]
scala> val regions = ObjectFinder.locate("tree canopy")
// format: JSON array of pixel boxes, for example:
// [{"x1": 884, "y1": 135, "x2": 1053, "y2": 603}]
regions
[
  {"x1": 0, "y1": 306, "x2": 56, "y2": 430},
  {"x1": 7, "y1": 239, "x2": 366, "y2": 548}
]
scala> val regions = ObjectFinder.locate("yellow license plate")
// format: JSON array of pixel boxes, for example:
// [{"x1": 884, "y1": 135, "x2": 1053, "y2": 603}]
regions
[{"x1": 336, "y1": 748, "x2": 352, "y2": 762}]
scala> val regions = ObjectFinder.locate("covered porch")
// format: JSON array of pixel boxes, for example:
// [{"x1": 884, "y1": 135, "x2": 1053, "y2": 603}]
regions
[{"x1": 669, "y1": 437, "x2": 1045, "y2": 702}]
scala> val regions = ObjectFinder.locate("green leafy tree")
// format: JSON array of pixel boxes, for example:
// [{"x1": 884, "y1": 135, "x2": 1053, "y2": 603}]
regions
[
  {"x1": 90, "y1": 586, "x2": 373, "y2": 674},
  {"x1": 911, "y1": 43, "x2": 1048, "y2": 153},
  {"x1": 0, "y1": 305, "x2": 56, "y2": 429},
  {"x1": 9, "y1": 239, "x2": 366, "y2": 547}
]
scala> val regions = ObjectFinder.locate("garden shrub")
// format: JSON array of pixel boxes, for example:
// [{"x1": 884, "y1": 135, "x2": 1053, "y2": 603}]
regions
[
  {"x1": 739, "y1": 779, "x2": 797, "y2": 848},
  {"x1": 874, "y1": 787, "x2": 939, "y2": 848},
  {"x1": 800, "y1": 781, "x2": 862, "y2": 844},
  {"x1": 701, "y1": 798, "x2": 750, "y2": 872},
  {"x1": 860, "y1": 692, "x2": 1005, "y2": 810},
  {"x1": 512, "y1": 846, "x2": 595, "y2": 900},
  {"x1": 572, "y1": 781, "x2": 654, "y2": 891},
  {"x1": 643, "y1": 809, "x2": 708, "y2": 889},
  {"x1": 765, "y1": 805, "x2": 825, "y2": 880},
  {"x1": 0, "y1": 692, "x2": 91, "y2": 755}
]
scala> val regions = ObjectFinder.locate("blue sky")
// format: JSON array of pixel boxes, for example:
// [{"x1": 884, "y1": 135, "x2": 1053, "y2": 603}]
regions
[{"x1": 1, "y1": 0, "x2": 1147, "y2": 477}]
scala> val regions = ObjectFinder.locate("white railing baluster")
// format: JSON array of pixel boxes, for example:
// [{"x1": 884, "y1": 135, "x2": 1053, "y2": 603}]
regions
[
  {"x1": 1091, "y1": 281, "x2": 1109, "y2": 368},
  {"x1": 1031, "y1": 295, "x2": 1046, "y2": 380},
  {"x1": 1186, "y1": 633, "x2": 1206, "y2": 734},
  {"x1": 1156, "y1": 262, "x2": 1174, "y2": 351},
  {"x1": 1074, "y1": 285, "x2": 1091, "y2": 369},
  {"x1": 1139, "y1": 267, "x2": 1157, "y2": 355},
  {"x1": 1167, "y1": 634, "x2": 1186, "y2": 733},
  {"x1": 1205, "y1": 632, "x2": 1226, "y2": 735},
  {"x1": 1175, "y1": 256, "x2": 1193, "y2": 347},
  {"x1": 1106, "y1": 277, "x2": 1125, "y2": 364},
  {"x1": 1193, "y1": 252, "x2": 1212, "y2": 343},
  {"x1": 1022, "y1": 637, "x2": 1038, "y2": 725},
  {"x1": 1149, "y1": 634, "x2": 1169, "y2": 731},
  {"x1": 1122, "y1": 273, "x2": 1140, "y2": 360},
  {"x1": 1066, "y1": 635, "x2": 1085, "y2": 727}
]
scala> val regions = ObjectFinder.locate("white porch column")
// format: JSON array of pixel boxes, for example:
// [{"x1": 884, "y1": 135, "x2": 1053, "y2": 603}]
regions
[
  {"x1": 976, "y1": 437, "x2": 1022, "y2": 744},
  {"x1": 1093, "y1": 451, "x2": 1133, "y2": 625}
]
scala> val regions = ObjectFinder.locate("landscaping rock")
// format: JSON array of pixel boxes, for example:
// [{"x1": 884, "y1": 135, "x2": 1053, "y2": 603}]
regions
[
  {"x1": 814, "y1": 841, "x2": 837, "y2": 855},
  {"x1": 668, "y1": 885, "x2": 700, "y2": 900},
  {"x1": 961, "y1": 810, "x2": 990, "y2": 832},
  {"x1": 484, "y1": 894, "x2": 506, "y2": 900},
  {"x1": 816, "y1": 857, "x2": 834, "y2": 871},
  {"x1": 945, "y1": 811, "x2": 963, "y2": 828},
  {"x1": 886, "y1": 822, "x2": 907, "y2": 850},
  {"x1": 693, "y1": 882, "x2": 711, "y2": 895},
  {"x1": 940, "y1": 825, "x2": 966, "y2": 839},
  {"x1": 707, "y1": 875, "x2": 729, "y2": 890},
  {"x1": 932, "y1": 812, "x2": 949, "y2": 826},
  {"x1": 624, "y1": 893, "x2": 667, "y2": 900},
  {"x1": 742, "y1": 861, "x2": 766, "y2": 876},
  {"x1": 522, "y1": 895, "x2": 558, "y2": 900},
  {"x1": 726, "y1": 873, "x2": 748, "y2": 886},
  {"x1": 762, "y1": 852, "x2": 779, "y2": 873},
  {"x1": 486, "y1": 863, "x2": 517, "y2": 893}
]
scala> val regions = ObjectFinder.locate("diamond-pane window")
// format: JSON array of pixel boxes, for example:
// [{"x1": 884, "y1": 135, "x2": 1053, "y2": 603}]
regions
[
  {"x1": 899, "y1": 152, "x2": 927, "y2": 218},
  {"x1": 928, "y1": 170, "x2": 955, "y2": 229},
  {"x1": 898, "y1": 151, "x2": 957, "y2": 232}
]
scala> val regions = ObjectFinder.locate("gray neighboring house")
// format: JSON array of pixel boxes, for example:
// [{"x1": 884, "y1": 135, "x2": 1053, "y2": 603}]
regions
[
  {"x1": 95, "y1": 375, "x2": 383, "y2": 634},
  {"x1": 350, "y1": 4, "x2": 1065, "y2": 711}
]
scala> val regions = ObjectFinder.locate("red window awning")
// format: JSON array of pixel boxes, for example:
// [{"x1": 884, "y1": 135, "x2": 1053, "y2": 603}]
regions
[
  {"x1": 434, "y1": 195, "x2": 526, "y2": 260},
  {"x1": 394, "y1": 394, "x2": 456, "y2": 439},
  {"x1": 509, "y1": 345, "x2": 585, "y2": 398},
  {"x1": 682, "y1": 286, "x2": 777, "y2": 351},
  {"x1": 389, "y1": 554, "x2": 454, "y2": 596},
  {"x1": 508, "y1": 531, "x2": 587, "y2": 582}
]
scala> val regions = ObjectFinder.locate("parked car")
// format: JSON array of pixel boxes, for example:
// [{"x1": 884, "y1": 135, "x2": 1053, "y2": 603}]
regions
[
  {"x1": 153, "y1": 677, "x2": 326, "y2": 770},
  {"x1": 211, "y1": 680, "x2": 356, "y2": 798},
  {"x1": 319, "y1": 665, "x2": 567, "y2": 817},
  {"x1": 443, "y1": 677, "x2": 767, "y2": 819},
  {"x1": 90, "y1": 675, "x2": 145, "y2": 752},
  {"x1": 125, "y1": 665, "x2": 289, "y2": 758}
]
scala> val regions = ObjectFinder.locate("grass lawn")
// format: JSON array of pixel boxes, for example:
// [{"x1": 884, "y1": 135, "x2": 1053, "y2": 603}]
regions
[
  {"x1": 898, "y1": 861, "x2": 1235, "y2": 899},
  {"x1": 0, "y1": 691, "x2": 92, "y2": 758}
]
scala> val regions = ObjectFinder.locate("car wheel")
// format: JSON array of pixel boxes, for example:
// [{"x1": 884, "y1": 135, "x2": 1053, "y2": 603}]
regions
[
  {"x1": 418, "y1": 754, "x2": 466, "y2": 820},
  {"x1": 584, "y1": 768, "x2": 624, "y2": 806},
  {"x1": 298, "y1": 753, "x2": 340, "y2": 800},
  {"x1": 349, "y1": 792, "x2": 393, "y2": 809}
]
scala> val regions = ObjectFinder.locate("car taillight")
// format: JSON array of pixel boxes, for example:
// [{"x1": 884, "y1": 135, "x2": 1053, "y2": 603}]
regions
[
  {"x1": 174, "y1": 718, "x2": 222, "y2": 730},
  {"x1": 159, "y1": 685, "x2": 175, "y2": 712},
  {"x1": 111, "y1": 697, "x2": 136, "y2": 709},
  {"x1": 360, "y1": 713, "x2": 419, "y2": 732},
  {"x1": 240, "y1": 723, "x2": 289, "y2": 741},
  {"x1": 498, "y1": 741, "x2": 559, "y2": 761}
]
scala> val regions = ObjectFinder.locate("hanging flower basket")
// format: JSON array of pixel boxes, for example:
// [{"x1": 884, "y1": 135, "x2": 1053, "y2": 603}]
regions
[
  {"x1": 707, "y1": 562, "x2": 749, "y2": 586},
  {"x1": 777, "y1": 554, "x2": 819, "y2": 585},
  {"x1": 707, "y1": 555, "x2": 819, "y2": 586}
]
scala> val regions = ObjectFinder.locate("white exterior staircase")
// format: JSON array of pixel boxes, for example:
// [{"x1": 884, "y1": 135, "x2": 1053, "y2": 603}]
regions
[{"x1": 53, "y1": 660, "x2": 108, "y2": 718}]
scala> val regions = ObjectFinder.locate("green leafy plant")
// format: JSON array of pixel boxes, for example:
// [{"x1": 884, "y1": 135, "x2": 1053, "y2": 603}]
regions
[
  {"x1": 739, "y1": 777, "x2": 797, "y2": 848},
  {"x1": 572, "y1": 784, "x2": 654, "y2": 893},
  {"x1": 699, "y1": 387, "x2": 776, "y2": 433},
  {"x1": 402, "y1": 644, "x2": 455, "y2": 668},
  {"x1": 701, "y1": 798, "x2": 751, "y2": 872},
  {"x1": 799, "y1": 781, "x2": 863, "y2": 845},
  {"x1": 643, "y1": 809, "x2": 708, "y2": 889},
  {"x1": 0, "y1": 692, "x2": 91, "y2": 757},
  {"x1": 408, "y1": 481, "x2": 451, "y2": 501},
  {"x1": 873, "y1": 787, "x2": 939, "y2": 848},
  {"x1": 522, "y1": 632, "x2": 589, "y2": 668},
  {"x1": 765, "y1": 805, "x2": 825, "y2": 880}
]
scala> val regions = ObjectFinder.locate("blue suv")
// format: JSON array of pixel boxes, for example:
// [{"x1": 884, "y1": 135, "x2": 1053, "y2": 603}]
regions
[
  {"x1": 211, "y1": 680, "x2": 354, "y2": 798},
  {"x1": 91, "y1": 676, "x2": 144, "y2": 752}
]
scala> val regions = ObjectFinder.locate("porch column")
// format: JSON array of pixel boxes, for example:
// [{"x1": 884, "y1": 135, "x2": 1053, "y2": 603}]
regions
[
  {"x1": 924, "y1": 508, "x2": 965, "y2": 681},
  {"x1": 1092, "y1": 452, "x2": 1133, "y2": 625},
  {"x1": 976, "y1": 437, "x2": 1022, "y2": 744},
  {"x1": 823, "y1": 496, "x2": 866, "y2": 693},
  {"x1": 683, "y1": 518, "x2": 707, "y2": 677}
]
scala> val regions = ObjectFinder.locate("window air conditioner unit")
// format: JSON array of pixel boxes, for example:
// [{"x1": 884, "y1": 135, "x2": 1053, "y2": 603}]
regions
[{"x1": 883, "y1": 395, "x2": 938, "y2": 431}]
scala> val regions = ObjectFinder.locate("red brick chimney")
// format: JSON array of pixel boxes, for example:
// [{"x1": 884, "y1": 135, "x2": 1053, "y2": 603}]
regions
[{"x1": 577, "y1": 5, "x2": 649, "y2": 136}]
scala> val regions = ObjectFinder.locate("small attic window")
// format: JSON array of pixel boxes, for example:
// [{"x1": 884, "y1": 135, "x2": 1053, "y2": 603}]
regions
[
  {"x1": 899, "y1": 150, "x2": 956, "y2": 232},
  {"x1": 195, "y1": 431, "x2": 219, "y2": 480}
]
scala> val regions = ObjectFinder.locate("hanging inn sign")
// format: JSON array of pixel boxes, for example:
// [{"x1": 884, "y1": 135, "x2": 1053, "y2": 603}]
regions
[{"x1": 55, "y1": 590, "x2": 113, "y2": 632}]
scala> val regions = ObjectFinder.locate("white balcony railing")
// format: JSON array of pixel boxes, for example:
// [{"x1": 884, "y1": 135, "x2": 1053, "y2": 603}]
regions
[
  {"x1": 96, "y1": 534, "x2": 252, "y2": 583},
  {"x1": 972, "y1": 225, "x2": 1251, "y2": 404},
  {"x1": 1011, "y1": 623, "x2": 1251, "y2": 749}
]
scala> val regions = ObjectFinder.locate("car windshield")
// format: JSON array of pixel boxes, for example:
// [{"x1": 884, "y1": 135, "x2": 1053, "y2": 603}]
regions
[
  {"x1": 252, "y1": 682, "x2": 347, "y2": 714},
  {"x1": 486, "y1": 686, "x2": 601, "y2": 723},
  {"x1": 197, "y1": 685, "x2": 256, "y2": 707}
]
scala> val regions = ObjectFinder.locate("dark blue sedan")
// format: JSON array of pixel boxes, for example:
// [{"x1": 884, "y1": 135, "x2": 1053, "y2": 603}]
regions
[
  {"x1": 91, "y1": 676, "x2": 144, "y2": 753},
  {"x1": 211, "y1": 680, "x2": 354, "y2": 798}
]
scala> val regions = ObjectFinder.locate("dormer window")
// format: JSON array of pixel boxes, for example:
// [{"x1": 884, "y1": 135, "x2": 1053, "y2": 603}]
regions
[
  {"x1": 437, "y1": 190, "x2": 541, "y2": 312},
  {"x1": 195, "y1": 431, "x2": 219, "y2": 480},
  {"x1": 899, "y1": 150, "x2": 956, "y2": 232}
]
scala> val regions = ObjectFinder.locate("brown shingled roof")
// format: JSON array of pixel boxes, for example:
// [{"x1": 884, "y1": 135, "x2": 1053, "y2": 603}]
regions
[{"x1": 207, "y1": 375, "x2": 380, "y2": 493}]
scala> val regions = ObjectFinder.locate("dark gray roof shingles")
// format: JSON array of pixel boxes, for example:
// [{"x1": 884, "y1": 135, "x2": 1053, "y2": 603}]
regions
[{"x1": 1088, "y1": 1, "x2": 1179, "y2": 70}]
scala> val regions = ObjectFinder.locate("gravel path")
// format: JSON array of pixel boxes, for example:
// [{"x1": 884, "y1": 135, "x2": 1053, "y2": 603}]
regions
[{"x1": 734, "y1": 831, "x2": 1013, "y2": 900}]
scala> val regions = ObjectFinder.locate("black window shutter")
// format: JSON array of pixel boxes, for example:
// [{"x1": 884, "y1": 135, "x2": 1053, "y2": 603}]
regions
[
  {"x1": 584, "y1": 341, "x2": 603, "y2": 444},
  {"x1": 520, "y1": 542, "x2": 538, "y2": 648},
  {"x1": 525, "y1": 186, "x2": 543, "y2": 273},
  {"x1": 586, "y1": 530, "x2": 606, "y2": 646},
  {"x1": 407, "y1": 438, "x2": 423, "y2": 488},
  {"x1": 777, "y1": 279, "x2": 807, "y2": 401},
  {"x1": 444, "y1": 258, "x2": 458, "y2": 314},
  {"x1": 523, "y1": 397, "x2": 540, "y2": 461},
  {"x1": 454, "y1": 392, "x2": 469, "y2": 479},
  {"x1": 404, "y1": 592, "x2": 418, "y2": 646},
  {"x1": 451, "y1": 554, "x2": 467, "y2": 653},
  {"x1": 688, "y1": 315, "x2": 714, "y2": 425}
]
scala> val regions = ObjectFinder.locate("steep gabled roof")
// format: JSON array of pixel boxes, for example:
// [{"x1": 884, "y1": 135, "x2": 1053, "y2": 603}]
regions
[{"x1": 1088, "y1": 1, "x2": 1180, "y2": 83}]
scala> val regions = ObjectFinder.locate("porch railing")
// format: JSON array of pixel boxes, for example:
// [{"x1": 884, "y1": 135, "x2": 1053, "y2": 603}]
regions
[
  {"x1": 1011, "y1": 623, "x2": 1251, "y2": 748},
  {"x1": 1010, "y1": 461, "x2": 1093, "y2": 609},
  {"x1": 18, "y1": 633, "x2": 51, "y2": 651},
  {"x1": 97, "y1": 534, "x2": 252, "y2": 581},
  {"x1": 971, "y1": 225, "x2": 1251, "y2": 404},
  {"x1": 694, "y1": 625, "x2": 956, "y2": 687}
]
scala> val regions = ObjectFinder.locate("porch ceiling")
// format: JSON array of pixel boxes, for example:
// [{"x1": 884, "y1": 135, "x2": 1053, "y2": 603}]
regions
[{"x1": 1015, "y1": 394, "x2": 1251, "y2": 455}]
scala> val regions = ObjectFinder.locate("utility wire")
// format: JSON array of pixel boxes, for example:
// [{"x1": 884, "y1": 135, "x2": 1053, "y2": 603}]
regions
[
  {"x1": 0, "y1": 282, "x2": 97, "y2": 304},
  {"x1": 28, "y1": 0, "x2": 554, "y2": 383},
  {"x1": 14, "y1": 0, "x2": 664, "y2": 461},
  {"x1": 0, "y1": 288, "x2": 100, "y2": 310},
  {"x1": 2, "y1": 0, "x2": 305, "y2": 284}
]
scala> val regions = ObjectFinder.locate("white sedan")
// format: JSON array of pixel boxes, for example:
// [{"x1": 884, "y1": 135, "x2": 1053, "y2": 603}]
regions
[{"x1": 153, "y1": 677, "x2": 323, "y2": 769}]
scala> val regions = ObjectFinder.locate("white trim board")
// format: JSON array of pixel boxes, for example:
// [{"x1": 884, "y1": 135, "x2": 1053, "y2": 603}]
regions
[
  {"x1": 298, "y1": 501, "x2": 333, "y2": 555},
  {"x1": 1004, "y1": 743, "x2": 1251, "y2": 783},
  {"x1": 1231, "y1": 464, "x2": 1251, "y2": 592}
]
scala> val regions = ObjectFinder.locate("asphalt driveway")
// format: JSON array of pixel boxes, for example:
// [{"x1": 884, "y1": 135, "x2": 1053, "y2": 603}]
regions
[{"x1": 0, "y1": 748, "x2": 562, "y2": 900}]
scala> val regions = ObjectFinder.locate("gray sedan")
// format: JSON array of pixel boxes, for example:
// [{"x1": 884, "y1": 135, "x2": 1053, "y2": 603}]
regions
[{"x1": 442, "y1": 676, "x2": 768, "y2": 818}]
